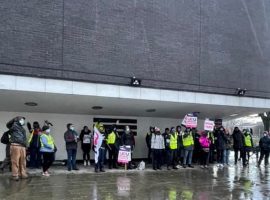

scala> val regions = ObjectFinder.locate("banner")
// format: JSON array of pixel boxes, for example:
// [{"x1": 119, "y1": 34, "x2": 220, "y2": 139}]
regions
[
  {"x1": 185, "y1": 116, "x2": 197, "y2": 128},
  {"x1": 204, "y1": 120, "x2": 215, "y2": 131},
  {"x1": 118, "y1": 145, "x2": 131, "y2": 164}
]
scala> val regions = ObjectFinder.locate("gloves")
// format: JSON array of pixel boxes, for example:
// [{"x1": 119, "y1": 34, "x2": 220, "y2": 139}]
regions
[{"x1": 92, "y1": 145, "x2": 97, "y2": 153}]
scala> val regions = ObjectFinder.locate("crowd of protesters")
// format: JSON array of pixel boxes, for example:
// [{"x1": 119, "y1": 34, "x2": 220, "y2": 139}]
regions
[{"x1": 1, "y1": 116, "x2": 270, "y2": 181}]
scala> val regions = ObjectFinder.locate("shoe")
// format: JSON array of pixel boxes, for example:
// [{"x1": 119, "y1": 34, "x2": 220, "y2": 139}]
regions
[
  {"x1": 188, "y1": 165, "x2": 194, "y2": 168},
  {"x1": 12, "y1": 176, "x2": 19, "y2": 181},
  {"x1": 84, "y1": 161, "x2": 87, "y2": 166},
  {"x1": 95, "y1": 168, "x2": 98, "y2": 173},
  {"x1": 200, "y1": 165, "x2": 204, "y2": 169},
  {"x1": 153, "y1": 168, "x2": 157, "y2": 170},
  {"x1": 87, "y1": 161, "x2": 91, "y2": 166},
  {"x1": 21, "y1": 175, "x2": 29, "y2": 179},
  {"x1": 173, "y1": 166, "x2": 178, "y2": 170},
  {"x1": 219, "y1": 164, "x2": 224, "y2": 168},
  {"x1": 157, "y1": 167, "x2": 162, "y2": 170},
  {"x1": 183, "y1": 165, "x2": 187, "y2": 168},
  {"x1": 204, "y1": 165, "x2": 209, "y2": 169},
  {"x1": 100, "y1": 168, "x2": 105, "y2": 172},
  {"x1": 73, "y1": 168, "x2": 79, "y2": 171},
  {"x1": 0, "y1": 168, "x2": 3, "y2": 173},
  {"x1": 109, "y1": 166, "x2": 112, "y2": 169}
]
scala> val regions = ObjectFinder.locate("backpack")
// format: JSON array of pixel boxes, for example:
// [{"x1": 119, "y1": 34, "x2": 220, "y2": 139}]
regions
[{"x1": 1, "y1": 130, "x2": 10, "y2": 145}]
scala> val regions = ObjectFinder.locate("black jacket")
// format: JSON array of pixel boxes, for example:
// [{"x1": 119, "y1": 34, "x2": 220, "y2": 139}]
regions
[
  {"x1": 259, "y1": 136, "x2": 270, "y2": 151},
  {"x1": 232, "y1": 130, "x2": 244, "y2": 149},
  {"x1": 7, "y1": 119, "x2": 27, "y2": 147},
  {"x1": 121, "y1": 132, "x2": 135, "y2": 150},
  {"x1": 214, "y1": 128, "x2": 227, "y2": 150}
]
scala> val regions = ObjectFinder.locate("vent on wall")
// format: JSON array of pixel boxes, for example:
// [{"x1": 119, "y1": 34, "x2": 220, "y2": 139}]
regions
[{"x1": 93, "y1": 118, "x2": 138, "y2": 136}]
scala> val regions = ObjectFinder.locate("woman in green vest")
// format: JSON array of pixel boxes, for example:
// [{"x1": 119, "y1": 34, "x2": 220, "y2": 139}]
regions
[{"x1": 40, "y1": 125, "x2": 56, "y2": 176}]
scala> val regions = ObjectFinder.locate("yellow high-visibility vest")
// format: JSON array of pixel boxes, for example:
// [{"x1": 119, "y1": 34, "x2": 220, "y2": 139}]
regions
[
  {"x1": 169, "y1": 133, "x2": 178, "y2": 150},
  {"x1": 182, "y1": 132, "x2": 194, "y2": 147},
  {"x1": 40, "y1": 134, "x2": 54, "y2": 149},
  {"x1": 244, "y1": 134, "x2": 252, "y2": 147},
  {"x1": 107, "y1": 131, "x2": 116, "y2": 144}
]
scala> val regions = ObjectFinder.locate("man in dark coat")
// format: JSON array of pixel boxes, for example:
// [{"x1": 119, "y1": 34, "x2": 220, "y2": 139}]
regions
[
  {"x1": 232, "y1": 127, "x2": 244, "y2": 165},
  {"x1": 258, "y1": 131, "x2": 270, "y2": 166}
]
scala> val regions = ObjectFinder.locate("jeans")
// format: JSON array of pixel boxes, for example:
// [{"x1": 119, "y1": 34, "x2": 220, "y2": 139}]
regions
[
  {"x1": 167, "y1": 149, "x2": 177, "y2": 168},
  {"x1": 234, "y1": 148, "x2": 242, "y2": 164},
  {"x1": 67, "y1": 149, "x2": 77, "y2": 170},
  {"x1": 183, "y1": 149, "x2": 193, "y2": 165},
  {"x1": 217, "y1": 149, "x2": 224, "y2": 164},
  {"x1": 224, "y1": 149, "x2": 230, "y2": 165},
  {"x1": 258, "y1": 149, "x2": 269, "y2": 166},
  {"x1": 96, "y1": 148, "x2": 106, "y2": 170}
]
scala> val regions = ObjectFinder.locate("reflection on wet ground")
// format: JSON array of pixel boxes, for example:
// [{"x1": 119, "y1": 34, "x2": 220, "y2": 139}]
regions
[{"x1": 0, "y1": 162, "x2": 269, "y2": 199}]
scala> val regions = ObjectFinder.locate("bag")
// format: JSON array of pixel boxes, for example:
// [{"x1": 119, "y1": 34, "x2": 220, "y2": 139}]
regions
[
  {"x1": 1, "y1": 131, "x2": 10, "y2": 144},
  {"x1": 137, "y1": 161, "x2": 145, "y2": 170}
]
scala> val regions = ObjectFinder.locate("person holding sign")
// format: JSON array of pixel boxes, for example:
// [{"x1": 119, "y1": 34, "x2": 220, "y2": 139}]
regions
[
  {"x1": 80, "y1": 126, "x2": 92, "y2": 166},
  {"x1": 182, "y1": 127, "x2": 194, "y2": 168},
  {"x1": 121, "y1": 126, "x2": 135, "y2": 170},
  {"x1": 151, "y1": 127, "x2": 165, "y2": 170},
  {"x1": 93, "y1": 122, "x2": 107, "y2": 172}
]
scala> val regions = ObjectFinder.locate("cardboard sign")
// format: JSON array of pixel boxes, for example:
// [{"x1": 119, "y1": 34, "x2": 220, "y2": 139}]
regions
[
  {"x1": 185, "y1": 116, "x2": 198, "y2": 128},
  {"x1": 118, "y1": 146, "x2": 131, "y2": 164},
  {"x1": 204, "y1": 120, "x2": 215, "y2": 131}
]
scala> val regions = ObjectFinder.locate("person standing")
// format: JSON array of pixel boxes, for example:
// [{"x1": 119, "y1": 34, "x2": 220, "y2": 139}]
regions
[
  {"x1": 224, "y1": 129, "x2": 232, "y2": 166},
  {"x1": 28, "y1": 121, "x2": 42, "y2": 168},
  {"x1": 257, "y1": 131, "x2": 270, "y2": 167},
  {"x1": 151, "y1": 127, "x2": 165, "y2": 170},
  {"x1": 64, "y1": 123, "x2": 79, "y2": 171},
  {"x1": 199, "y1": 131, "x2": 211, "y2": 168},
  {"x1": 242, "y1": 129, "x2": 253, "y2": 167},
  {"x1": 107, "y1": 125, "x2": 119, "y2": 169},
  {"x1": 167, "y1": 127, "x2": 178, "y2": 170},
  {"x1": 214, "y1": 126, "x2": 227, "y2": 167},
  {"x1": 93, "y1": 122, "x2": 107, "y2": 172},
  {"x1": 121, "y1": 126, "x2": 135, "y2": 169},
  {"x1": 182, "y1": 127, "x2": 194, "y2": 168},
  {"x1": 232, "y1": 127, "x2": 244, "y2": 165},
  {"x1": 80, "y1": 126, "x2": 92, "y2": 166},
  {"x1": 7, "y1": 116, "x2": 28, "y2": 181},
  {"x1": 0, "y1": 130, "x2": 11, "y2": 173},
  {"x1": 40, "y1": 125, "x2": 55, "y2": 176},
  {"x1": 176, "y1": 126, "x2": 184, "y2": 166},
  {"x1": 146, "y1": 127, "x2": 154, "y2": 164}
]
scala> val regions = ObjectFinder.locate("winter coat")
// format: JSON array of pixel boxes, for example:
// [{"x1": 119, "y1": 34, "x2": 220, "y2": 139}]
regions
[
  {"x1": 121, "y1": 132, "x2": 135, "y2": 150},
  {"x1": 80, "y1": 130, "x2": 92, "y2": 148},
  {"x1": 64, "y1": 130, "x2": 79, "y2": 150},
  {"x1": 214, "y1": 129, "x2": 227, "y2": 150},
  {"x1": 151, "y1": 134, "x2": 165, "y2": 150},
  {"x1": 7, "y1": 118, "x2": 27, "y2": 147},
  {"x1": 232, "y1": 130, "x2": 244, "y2": 149},
  {"x1": 145, "y1": 132, "x2": 152, "y2": 149},
  {"x1": 259, "y1": 136, "x2": 270, "y2": 151},
  {"x1": 199, "y1": 135, "x2": 211, "y2": 148}
]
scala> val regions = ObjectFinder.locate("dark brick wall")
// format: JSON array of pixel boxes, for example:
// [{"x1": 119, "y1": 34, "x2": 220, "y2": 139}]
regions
[{"x1": 1, "y1": 0, "x2": 270, "y2": 98}]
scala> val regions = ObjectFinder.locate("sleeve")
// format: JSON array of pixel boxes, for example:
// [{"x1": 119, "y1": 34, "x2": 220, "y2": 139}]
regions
[{"x1": 151, "y1": 134, "x2": 154, "y2": 149}]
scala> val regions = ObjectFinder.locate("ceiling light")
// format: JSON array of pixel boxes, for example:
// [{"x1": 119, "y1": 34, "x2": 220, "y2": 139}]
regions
[
  {"x1": 146, "y1": 109, "x2": 156, "y2": 112},
  {"x1": 92, "y1": 106, "x2": 103, "y2": 110},
  {"x1": 24, "y1": 102, "x2": 38, "y2": 106},
  {"x1": 230, "y1": 114, "x2": 238, "y2": 117}
]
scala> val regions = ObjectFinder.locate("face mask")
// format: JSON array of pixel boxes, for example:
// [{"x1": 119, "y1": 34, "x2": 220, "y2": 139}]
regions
[
  {"x1": 46, "y1": 129, "x2": 51, "y2": 133},
  {"x1": 264, "y1": 134, "x2": 267, "y2": 137},
  {"x1": 70, "y1": 127, "x2": 74, "y2": 131},
  {"x1": 19, "y1": 119, "x2": 25, "y2": 126}
]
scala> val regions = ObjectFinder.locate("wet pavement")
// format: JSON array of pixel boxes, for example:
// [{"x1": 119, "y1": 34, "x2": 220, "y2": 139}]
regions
[{"x1": 0, "y1": 160, "x2": 270, "y2": 199}]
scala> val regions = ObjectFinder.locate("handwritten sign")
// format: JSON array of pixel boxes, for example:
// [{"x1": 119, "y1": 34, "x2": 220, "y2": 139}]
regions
[
  {"x1": 185, "y1": 116, "x2": 198, "y2": 128},
  {"x1": 204, "y1": 120, "x2": 215, "y2": 131},
  {"x1": 118, "y1": 146, "x2": 131, "y2": 164}
]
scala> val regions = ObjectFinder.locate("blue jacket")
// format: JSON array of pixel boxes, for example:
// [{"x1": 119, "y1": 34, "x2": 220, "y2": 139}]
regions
[{"x1": 40, "y1": 134, "x2": 54, "y2": 153}]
